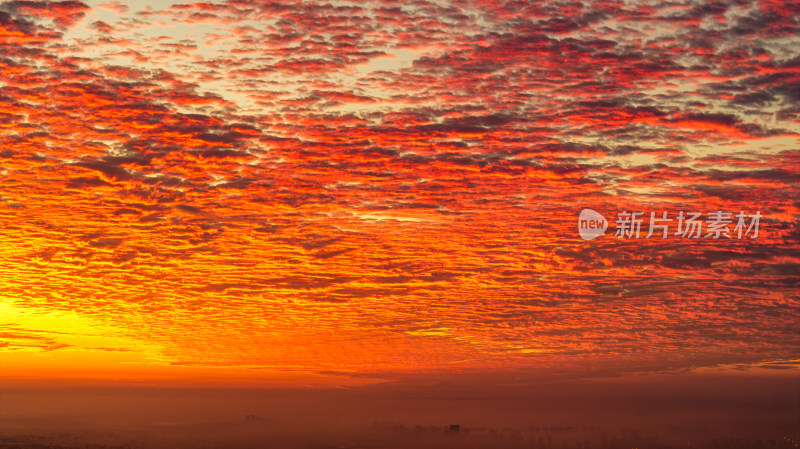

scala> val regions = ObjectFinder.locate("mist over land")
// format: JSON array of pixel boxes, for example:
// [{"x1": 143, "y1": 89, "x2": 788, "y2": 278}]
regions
[{"x1": 2, "y1": 370, "x2": 798, "y2": 449}]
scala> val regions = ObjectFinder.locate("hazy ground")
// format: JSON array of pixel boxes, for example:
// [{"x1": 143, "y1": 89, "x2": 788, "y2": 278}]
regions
[{"x1": 1, "y1": 370, "x2": 798, "y2": 448}]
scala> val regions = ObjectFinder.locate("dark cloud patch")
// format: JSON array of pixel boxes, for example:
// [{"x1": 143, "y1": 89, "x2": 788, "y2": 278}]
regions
[
  {"x1": 65, "y1": 176, "x2": 112, "y2": 189},
  {"x1": 72, "y1": 161, "x2": 133, "y2": 181},
  {"x1": 731, "y1": 91, "x2": 776, "y2": 106},
  {"x1": 88, "y1": 237, "x2": 122, "y2": 248}
]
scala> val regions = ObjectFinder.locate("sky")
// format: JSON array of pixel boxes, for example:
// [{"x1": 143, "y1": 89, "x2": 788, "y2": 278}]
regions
[{"x1": 0, "y1": 0, "x2": 798, "y2": 388}]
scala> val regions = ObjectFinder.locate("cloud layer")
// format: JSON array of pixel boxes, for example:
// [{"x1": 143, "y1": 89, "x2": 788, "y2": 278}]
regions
[{"x1": 0, "y1": 0, "x2": 798, "y2": 382}]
